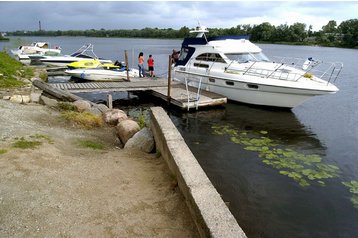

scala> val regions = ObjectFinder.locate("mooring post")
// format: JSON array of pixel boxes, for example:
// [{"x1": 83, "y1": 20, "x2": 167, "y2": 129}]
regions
[
  {"x1": 167, "y1": 55, "x2": 172, "y2": 105},
  {"x1": 107, "y1": 94, "x2": 113, "y2": 109},
  {"x1": 125, "y1": 50, "x2": 130, "y2": 81}
]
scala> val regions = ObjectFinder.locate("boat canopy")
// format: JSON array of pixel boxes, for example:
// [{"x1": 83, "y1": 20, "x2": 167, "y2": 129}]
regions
[{"x1": 208, "y1": 39, "x2": 262, "y2": 54}]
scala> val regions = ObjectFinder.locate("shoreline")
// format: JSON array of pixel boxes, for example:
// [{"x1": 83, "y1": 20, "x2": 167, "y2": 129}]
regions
[{"x1": 0, "y1": 98, "x2": 199, "y2": 237}]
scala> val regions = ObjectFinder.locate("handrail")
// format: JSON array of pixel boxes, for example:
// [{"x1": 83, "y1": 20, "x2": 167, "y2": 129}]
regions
[{"x1": 225, "y1": 56, "x2": 343, "y2": 83}]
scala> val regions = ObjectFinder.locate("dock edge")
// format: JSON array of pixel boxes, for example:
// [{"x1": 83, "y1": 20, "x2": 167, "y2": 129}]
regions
[{"x1": 150, "y1": 107, "x2": 247, "y2": 238}]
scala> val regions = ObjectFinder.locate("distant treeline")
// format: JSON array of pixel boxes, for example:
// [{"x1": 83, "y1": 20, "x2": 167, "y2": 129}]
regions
[{"x1": 6, "y1": 19, "x2": 358, "y2": 48}]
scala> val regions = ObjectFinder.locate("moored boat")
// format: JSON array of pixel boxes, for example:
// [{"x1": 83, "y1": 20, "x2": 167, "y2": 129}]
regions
[
  {"x1": 39, "y1": 44, "x2": 112, "y2": 67},
  {"x1": 65, "y1": 67, "x2": 139, "y2": 81},
  {"x1": 66, "y1": 59, "x2": 121, "y2": 70},
  {"x1": 173, "y1": 26, "x2": 343, "y2": 108},
  {"x1": 11, "y1": 42, "x2": 61, "y2": 63}
]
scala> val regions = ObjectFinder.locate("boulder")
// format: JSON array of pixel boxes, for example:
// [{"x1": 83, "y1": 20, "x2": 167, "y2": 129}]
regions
[
  {"x1": 73, "y1": 100, "x2": 91, "y2": 112},
  {"x1": 40, "y1": 95, "x2": 58, "y2": 107},
  {"x1": 9, "y1": 95, "x2": 23, "y2": 103},
  {"x1": 103, "y1": 109, "x2": 127, "y2": 126},
  {"x1": 30, "y1": 92, "x2": 42, "y2": 103},
  {"x1": 21, "y1": 95, "x2": 31, "y2": 103},
  {"x1": 86, "y1": 107, "x2": 102, "y2": 117},
  {"x1": 115, "y1": 119, "x2": 140, "y2": 144},
  {"x1": 2, "y1": 95, "x2": 11, "y2": 100},
  {"x1": 95, "y1": 103, "x2": 110, "y2": 113},
  {"x1": 125, "y1": 127, "x2": 155, "y2": 153}
]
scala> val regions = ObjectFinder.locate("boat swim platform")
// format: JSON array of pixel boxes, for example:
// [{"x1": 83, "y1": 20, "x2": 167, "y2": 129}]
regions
[{"x1": 50, "y1": 78, "x2": 227, "y2": 110}]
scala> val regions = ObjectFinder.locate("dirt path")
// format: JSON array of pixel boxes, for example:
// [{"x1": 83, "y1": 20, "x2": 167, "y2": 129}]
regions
[{"x1": 0, "y1": 99, "x2": 198, "y2": 237}]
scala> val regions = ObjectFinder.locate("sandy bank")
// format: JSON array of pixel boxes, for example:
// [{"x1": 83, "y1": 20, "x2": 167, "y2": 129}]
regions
[{"x1": 0, "y1": 99, "x2": 198, "y2": 237}]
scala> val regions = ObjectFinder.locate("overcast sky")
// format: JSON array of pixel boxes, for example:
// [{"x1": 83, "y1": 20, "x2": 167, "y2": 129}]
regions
[{"x1": 0, "y1": 1, "x2": 357, "y2": 32}]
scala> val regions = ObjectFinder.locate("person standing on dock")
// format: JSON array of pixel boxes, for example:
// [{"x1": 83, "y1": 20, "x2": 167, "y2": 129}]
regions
[
  {"x1": 147, "y1": 54, "x2": 155, "y2": 77},
  {"x1": 138, "y1": 52, "x2": 145, "y2": 77}
]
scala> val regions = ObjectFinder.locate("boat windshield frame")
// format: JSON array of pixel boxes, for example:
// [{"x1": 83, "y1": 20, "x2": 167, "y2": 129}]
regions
[{"x1": 225, "y1": 52, "x2": 270, "y2": 63}]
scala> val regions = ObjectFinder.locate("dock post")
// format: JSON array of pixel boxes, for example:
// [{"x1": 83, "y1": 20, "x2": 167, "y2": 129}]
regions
[
  {"x1": 167, "y1": 55, "x2": 172, "y2": 105},
  {"x1": 125, "y1": 50, "x2": 130, "y2": 81},
  {"x1": 107, "y1": 94, "x2": 113, "y2": 109}
]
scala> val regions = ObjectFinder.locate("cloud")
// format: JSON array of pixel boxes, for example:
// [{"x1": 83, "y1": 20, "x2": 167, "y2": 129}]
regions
[{"x1": 0, "y1": 1, "x2": 357, "y2": 32}]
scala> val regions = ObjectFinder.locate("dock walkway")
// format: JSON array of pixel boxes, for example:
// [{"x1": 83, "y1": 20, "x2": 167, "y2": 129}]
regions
[{"x1": 49, "y1": 78, "x2": 227, "y2": 110}]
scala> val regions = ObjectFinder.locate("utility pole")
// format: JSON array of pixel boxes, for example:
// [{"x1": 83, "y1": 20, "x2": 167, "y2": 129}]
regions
[{"x1": 39, "y1": 21, "x2": 42, "y2": 31}]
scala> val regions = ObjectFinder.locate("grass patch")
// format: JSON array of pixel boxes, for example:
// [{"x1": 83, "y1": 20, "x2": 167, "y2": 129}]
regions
[
  {"x1": 12, "y1": 138, "x2": 42, "y2": 149},
  {"x1": 39, "y1": 71, "x2": 48, "y2": 81},
  {"x1": 56, "y1": 102, "x2": 76, "y2": 112},
  {"x1": 0, "y1": 51, "x2": 33, "y2": 88},
  {"x1": 78, "y1": 140, "x2": 105, "y2": 150},
  {"x1": 29, "y1": 134, "x2": 54, "y2": 144},
  {"x1": 0, "y1": 149, "x2": 8, "y2": 155},
  {"x1": 61, "y1": 111, "x2": 103, "y2": 129}
]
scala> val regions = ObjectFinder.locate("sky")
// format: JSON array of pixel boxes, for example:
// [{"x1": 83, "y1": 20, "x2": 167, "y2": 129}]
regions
[{"x1": 0, "y1": 1, "x2": 357, "y2": 32}]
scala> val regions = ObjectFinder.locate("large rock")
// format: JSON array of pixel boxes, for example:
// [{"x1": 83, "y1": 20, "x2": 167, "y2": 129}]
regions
[
  {"x1": 40, "y1": 95, "x2": 58, "y2": 107},
  {"x1": 115, "y1": 119, "x2": 140, "y2": 144},
  {"x1": 30, "y1": 92, "x2": 42, "y2": 103},
  {"x1": 73, "y1": 100, "x2": 91, "y2": 112},
  {"x1": 21, "y1": 95, "x2": 30, "y2": 103},
  {"x1": 9, "y1": 95, "x2": 23, "y2": 103},
  {"x1": 86, "y1": 107, "x2": 102, "y2": 117},
  {"x1": 103, "y1": 109, "x2": 127, "y2": 126},
  {"x1": 125, "y1": 127, "x2": 155, "y2": 153},
  {"x1": 95, "y1": 103, "x2": 110, "y2": 113}
]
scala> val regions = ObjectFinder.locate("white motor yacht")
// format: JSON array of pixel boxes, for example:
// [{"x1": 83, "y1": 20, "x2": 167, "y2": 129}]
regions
[
  {"x1": 39, "y1": 44, "x2": 112, "y2": 66},
  {"x1": 173, "y1": 26, "x2": 343, "y2": 108}
]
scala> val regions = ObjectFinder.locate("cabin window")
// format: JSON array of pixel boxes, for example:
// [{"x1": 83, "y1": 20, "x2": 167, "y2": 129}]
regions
[
  {"x1": 195, "y1": 53, "x2": 226, "y2": 63},
  {"x1": 209, "y1": 78, "x2": 216, "y2": 83},
  {"x1": 194, "y1": 63, "x2": 209, "y2": 68},
  {"x1": 226, "y1": 81, "x2": 234, "y2": 86},
  {"x1": 247, "y1": 83, "x2": 259, "y2": 89},
  {"x1": 226, "y1": 52, "x2": 270, "y2": 63}
]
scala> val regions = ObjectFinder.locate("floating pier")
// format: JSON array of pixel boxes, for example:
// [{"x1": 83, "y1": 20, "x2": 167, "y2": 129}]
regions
[{"x1": 35, "y1": 78, "x2": 227, "y2": 110}]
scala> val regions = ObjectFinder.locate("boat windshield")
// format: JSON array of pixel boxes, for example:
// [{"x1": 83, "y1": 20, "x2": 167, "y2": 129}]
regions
[{"x1": 225, "y1": 52, "x2": 270, "y2": 63}]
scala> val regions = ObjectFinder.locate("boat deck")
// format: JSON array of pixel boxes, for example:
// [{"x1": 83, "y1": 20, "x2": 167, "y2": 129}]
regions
[{"x1": 50, "y1": 77, "x2": 227, "y2": 110}]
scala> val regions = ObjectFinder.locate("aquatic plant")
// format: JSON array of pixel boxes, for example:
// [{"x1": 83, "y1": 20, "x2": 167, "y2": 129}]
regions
[
  {"x1": 342, "y1": 181, "x2": 358, "y2": 210},
  {"x1": 212, "y1": 124, "x2": 340, "y2": 187}
]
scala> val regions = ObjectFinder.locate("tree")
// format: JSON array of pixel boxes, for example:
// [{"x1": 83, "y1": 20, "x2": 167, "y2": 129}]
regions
[
  {"x1": 288, "y1": 23, "x2": 307, "y2": 42},
  {"x1": 338, "y1": 19, "x2": 358, "y2": 47},
  {"x1": 322, "y1": 20, "x2": 337, "y2": 33}
]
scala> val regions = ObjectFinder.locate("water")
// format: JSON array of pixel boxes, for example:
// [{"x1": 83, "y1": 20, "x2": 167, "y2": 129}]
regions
[{"x1": 2, "y1": 37, "x2": 358, "y2": 237}]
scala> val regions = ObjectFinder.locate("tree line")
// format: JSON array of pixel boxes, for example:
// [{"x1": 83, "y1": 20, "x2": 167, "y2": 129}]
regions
[{"x1": 6, "y1": 19, "x2": 358, "y2": 48}]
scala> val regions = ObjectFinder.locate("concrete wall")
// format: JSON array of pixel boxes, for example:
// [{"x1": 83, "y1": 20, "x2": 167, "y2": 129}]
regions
[{"x1": 150, "y1": 107, "x2": 247, "y2": 238}]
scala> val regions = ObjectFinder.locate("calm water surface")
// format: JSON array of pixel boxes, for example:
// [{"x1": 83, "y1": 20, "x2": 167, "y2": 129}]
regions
[{"x1": 2, "y1": 37, "x2": 358, "y2": 237}]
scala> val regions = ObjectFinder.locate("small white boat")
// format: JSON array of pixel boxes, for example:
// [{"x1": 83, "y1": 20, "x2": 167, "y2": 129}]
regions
[
  {"x1": 65, "y1": 67, "x2": 140, "y2": 81},
  {"x1": 11, "y1": 42, "x2": 61, "y2": 63},
  {"x1": 39, "y1": 44, "x2": 112, "y2": 66},
  {"x1": 173, "y1": 26, "x2": 343, "y2": 108}
]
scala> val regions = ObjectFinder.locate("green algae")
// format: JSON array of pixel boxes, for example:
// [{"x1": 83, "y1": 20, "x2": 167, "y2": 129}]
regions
[
  {"x1": 342, "y1": 181, "x2": 358, "y2": 209},
  {"x1": 212, "y1": 124, "x2": 340, "y2": 187}
]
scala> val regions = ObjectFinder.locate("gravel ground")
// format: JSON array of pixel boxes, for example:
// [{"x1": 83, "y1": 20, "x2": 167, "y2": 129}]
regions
[{"x1": 0, "y1": 99, "x2": 198, "y2": 237}]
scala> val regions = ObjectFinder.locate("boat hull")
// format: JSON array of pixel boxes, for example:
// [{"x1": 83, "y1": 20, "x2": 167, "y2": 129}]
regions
[
  {"x1": 40, "y1": 57, "x2": 112, "y2": 67},
  {"x1": 65, "y1": 68, "x2": 139, "y2": 81},
  {"x1": 173, "y1": 71, "x2": 337, "y2": 108}
]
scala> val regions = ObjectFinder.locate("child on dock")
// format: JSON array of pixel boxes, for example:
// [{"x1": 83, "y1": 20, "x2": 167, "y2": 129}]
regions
[
  {"x1": 147, "y1": 54, "x2": 155, "y2": 77},
  {"x1": 138, "y1": 52, "x2": 145, "y2": 77}
]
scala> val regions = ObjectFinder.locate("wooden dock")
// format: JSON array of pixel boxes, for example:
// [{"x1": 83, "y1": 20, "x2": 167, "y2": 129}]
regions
[{"x1": 48, "y1": 78, "x2": 227, "y2": 110}]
